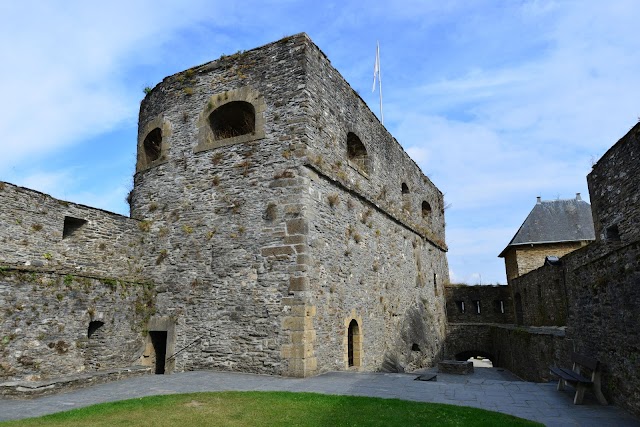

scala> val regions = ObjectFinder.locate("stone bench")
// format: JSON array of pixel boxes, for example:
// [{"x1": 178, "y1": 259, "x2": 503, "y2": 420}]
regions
[{"x1": 438, "y1": 360, "x2": 474, "y2": 375}]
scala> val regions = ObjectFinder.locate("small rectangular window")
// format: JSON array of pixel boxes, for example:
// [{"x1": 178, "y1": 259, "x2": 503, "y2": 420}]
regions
[
  {"x1": 63, "y1": 216, "x2": 87, "y2": 239},
  {"x1": 456, "y1": 301, "x2": 465, "y2": 313},
  {"x1": 473, "y1": 300, "x2": 481, "y2": 314},
  {"x1": 605, "y1": 225, "x2": 621, "y2": 241},
  {"x1": 433, "y1": 273, "x2": 438, "y2": 295},
  {"x1": 493, "y1": 300, "x2": 505, "y2": 314}
]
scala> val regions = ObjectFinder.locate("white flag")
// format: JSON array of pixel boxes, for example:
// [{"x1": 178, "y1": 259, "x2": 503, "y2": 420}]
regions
[
  {"x1": 372, "y1": 42, "x2": 380, "y2": 92},
  {"x1": 372, "y1": 41, "x2": 383, "y2": 124}
]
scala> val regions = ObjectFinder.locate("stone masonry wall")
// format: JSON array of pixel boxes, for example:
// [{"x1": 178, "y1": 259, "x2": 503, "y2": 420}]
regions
[
  {"x1": 131, "y1": 33, "x2": 450, "y2": 377},
  {"x1": 445, "y1": 323, "x2": 568, "y2": 382},
  {"x1": 1, "y1": 34, "x2": 451, "y2": 381},
  {"x1": 304, "y1": 168, "x2": 447, "y2": 373},
  {"x1": 445, "y1": 284, "x2": 513, "y2": 324},
  {"x1": 445, "y1": 324, "x2": 493, "y2": 360},
  {"x1": 496, "y1": 122, "x2": 640, "y2": 416},
  {"x1": 588, "y1": 122, "x2": 640, "y2": 243},
  {"x1": 504, "y1": 241, "x2": 586, "y2": 280},
  {"x1": 510, "y1": 264, "x2": 567, "y2": 327},
  {"x1": 300, "y1": 39, "x2": 448, "y2": 372},
  {"x1": 301, "y1": 41, "x2": 446, "y2": 249},
  {"x1": 132, "y1": 35, "x2": 316, "y2": 376},
  {"x1": 0, "y1": 182, "x2": 144, "y2": 280},
  {"x1": 490, "y1": 326, "x2": 569, "y2": 382},
  {"x1": 0, "y1": 268, "x2": 154, "y2": 381},
  {"x1": 562, "y1": 240, "x2": 640, "y2": 416}
]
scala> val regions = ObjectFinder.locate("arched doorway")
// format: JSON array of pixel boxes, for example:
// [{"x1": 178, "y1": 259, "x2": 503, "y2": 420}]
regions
[
  {"x1": 347, "y1": 319, "x2": 361, "y2": 367},
  {"x1": 455, "y1": 350, "x2": 496, "y2": 367}
]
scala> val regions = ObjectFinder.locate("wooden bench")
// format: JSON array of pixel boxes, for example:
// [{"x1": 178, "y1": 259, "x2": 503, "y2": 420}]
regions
[{"x1": 549, "y1": 353, "x2": 608, "y2": 405}]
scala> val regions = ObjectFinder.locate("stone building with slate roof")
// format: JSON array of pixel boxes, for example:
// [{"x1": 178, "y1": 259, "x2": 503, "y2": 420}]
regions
[{"x1": 499, "y1": 194, "x2": 595, "y2": 280}]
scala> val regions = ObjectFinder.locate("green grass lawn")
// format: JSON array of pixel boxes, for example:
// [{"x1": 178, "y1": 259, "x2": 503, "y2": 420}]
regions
[{"x1": 1, "y1": 391, "x2": 542, "y2": 426}]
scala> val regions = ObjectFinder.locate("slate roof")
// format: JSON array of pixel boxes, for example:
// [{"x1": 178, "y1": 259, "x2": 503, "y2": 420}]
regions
[{"x1": 499, "y1": 196, "x2": 595, "y2": 257}]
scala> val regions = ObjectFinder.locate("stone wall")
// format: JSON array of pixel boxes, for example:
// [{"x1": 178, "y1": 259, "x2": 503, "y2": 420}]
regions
[
  {"x1": 588, "y1": 122, "x2": 640, "y2": 243},
  {"x1": 0, "y1": 268, "x2": 154, "y2": 380},
  {"x1": 1, "y1": 34, "x2": 450, "y2": 381},
  {"x1": 302, "y1": 41, "x2": 446, "y2": 249},
  {"x1": 304, "y1": 168, "x2": 447, "y2": 373},
  {"x1": 445, "y1": 323, "x2": 568, "y2": 382},
  {"x1": 495, "y1": 122, "x2": 640, "y2": 416},
  {"x1": 132, "y1": 35, "x2": 312, "y2": 376},
  {"x1": 490, "y1": 326, "x2": 569, "y2": 382},
  {"x1": 562, "y1": 240, "x2": 640, "y2": 416},
  {"x1": 510, "y1": 264, "x2": 567, "y2": 326},
  {"x1": 301, "y1": 39, "x2": 448, "y2": 373},
  {"x1": 129, "y1": 33, "x2": 449, "y2": 377},
  {"x1": 445, "y1": 285, "x2": 513, "y2": 324},
  {"x1": 502, "y1": 241, "x2": 586, "y2": 280},
  {"x1": 445, "y1": 324, "x2": 493, "y2": 360},
  {"x1": 0, "y1": 182, "x2": 143, "y2": 280}
]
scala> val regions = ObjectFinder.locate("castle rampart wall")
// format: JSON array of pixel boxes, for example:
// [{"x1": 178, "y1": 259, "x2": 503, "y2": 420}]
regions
[
  {"x1": 0, "y1": 268, "x2": 153, "y2": 381},
  {"x1": 588, "y1": 122, "x2": 640, "y2": 243},
  {"x1": 563, "y1": 240, "x2": 640, "y2": 415},
  {"x1": 445, "y1": 284, "x2": 513, "y2": 324},
  {"x1": 0, "y1": 182, "x2": 143, "y2": 280},
  {"x1": 495, "y1": 123, "x2": 640, "y2": 416},
  {"x1": 509, "y1": 264, "x2": 567, "y2": 327}
]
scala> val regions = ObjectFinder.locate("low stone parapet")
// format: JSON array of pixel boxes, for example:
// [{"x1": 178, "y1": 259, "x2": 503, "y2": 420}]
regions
[
  {"x1": 438, "y1": 360, "x2": 474, "y2": 375},
  {"x1": 0, "y1": 366, "x2": 151, "y2": 398}
]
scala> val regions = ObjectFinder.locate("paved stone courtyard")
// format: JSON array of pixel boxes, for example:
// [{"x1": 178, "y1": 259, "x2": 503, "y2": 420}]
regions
[{"x1": 0, "y1": 369, "x2": 638, "y2": 426}]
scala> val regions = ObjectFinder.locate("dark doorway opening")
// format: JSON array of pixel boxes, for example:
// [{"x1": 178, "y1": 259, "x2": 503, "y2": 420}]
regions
[
  {"x1": 150, "y1": 331, "x2": 167, "y2": 374},
  {"x1": 347, "y1": 319, "x2": 361, "y2": 367}
]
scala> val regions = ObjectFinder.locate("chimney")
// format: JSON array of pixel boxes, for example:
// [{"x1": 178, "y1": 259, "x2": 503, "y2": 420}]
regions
[
  {"x1": 536, "y1": 196, "x2": 541, "y2": 204},
  {"x1": 576, "y1": 193, "x2": 582, "y2": 201}
]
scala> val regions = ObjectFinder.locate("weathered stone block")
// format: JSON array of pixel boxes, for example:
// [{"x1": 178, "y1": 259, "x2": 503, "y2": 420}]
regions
[
  {"x1": 286, "y1": 219, "x2": 309, "y2": 235},
  {"x1": 288, "y1": 276, "x2": 309, "y2": 291},
  {"x1": 261, "y1": 245, "x2": 295, "y2": 257}
]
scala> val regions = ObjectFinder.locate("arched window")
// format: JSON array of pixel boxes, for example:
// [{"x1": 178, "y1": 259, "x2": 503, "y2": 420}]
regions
[
  {"x1": 143, "y1": 128, "x2": 162, "y2": 163},
  {"x1": 401, "y1": 183, "x2": 409, "y2": 194},
  {"x1": 347, "y1": 319, "x2": 361, "y2": 367},
  {"x1": 347, "y1": 132, "x2": 369, "y2": 175},
  {"x1": 422, "y1": 201, "x2": 432, "y2": 218},
  {"x1": 209, "y1": 101, "x2": 255, "y2": 140}
]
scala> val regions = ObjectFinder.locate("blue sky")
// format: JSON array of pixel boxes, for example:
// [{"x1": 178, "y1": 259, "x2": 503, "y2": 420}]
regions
[{"x1": 1, "y1": 1, "x2": 638, "y2": 284}]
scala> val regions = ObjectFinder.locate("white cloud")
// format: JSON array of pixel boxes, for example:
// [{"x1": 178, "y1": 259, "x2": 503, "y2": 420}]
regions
[
  {"x1": 1, "y1": 0, "x2": 638, "y2": 285},
  {"x1": 0, "y1": 0, "x2": 234, "y2": 174}
]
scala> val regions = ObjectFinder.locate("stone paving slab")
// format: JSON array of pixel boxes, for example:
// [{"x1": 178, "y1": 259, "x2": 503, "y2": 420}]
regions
[{"x1": 0, "y1": 370, "x2": 638, "y2": 426}]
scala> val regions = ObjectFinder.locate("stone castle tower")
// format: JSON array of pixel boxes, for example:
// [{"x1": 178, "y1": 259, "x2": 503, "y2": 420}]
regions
[
  {"x1": 132, "y1": 34, "x2": 449, "y2": 376},
  {"x1": 0, "y1": 34, "x2": 449, "y2": 381}
]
